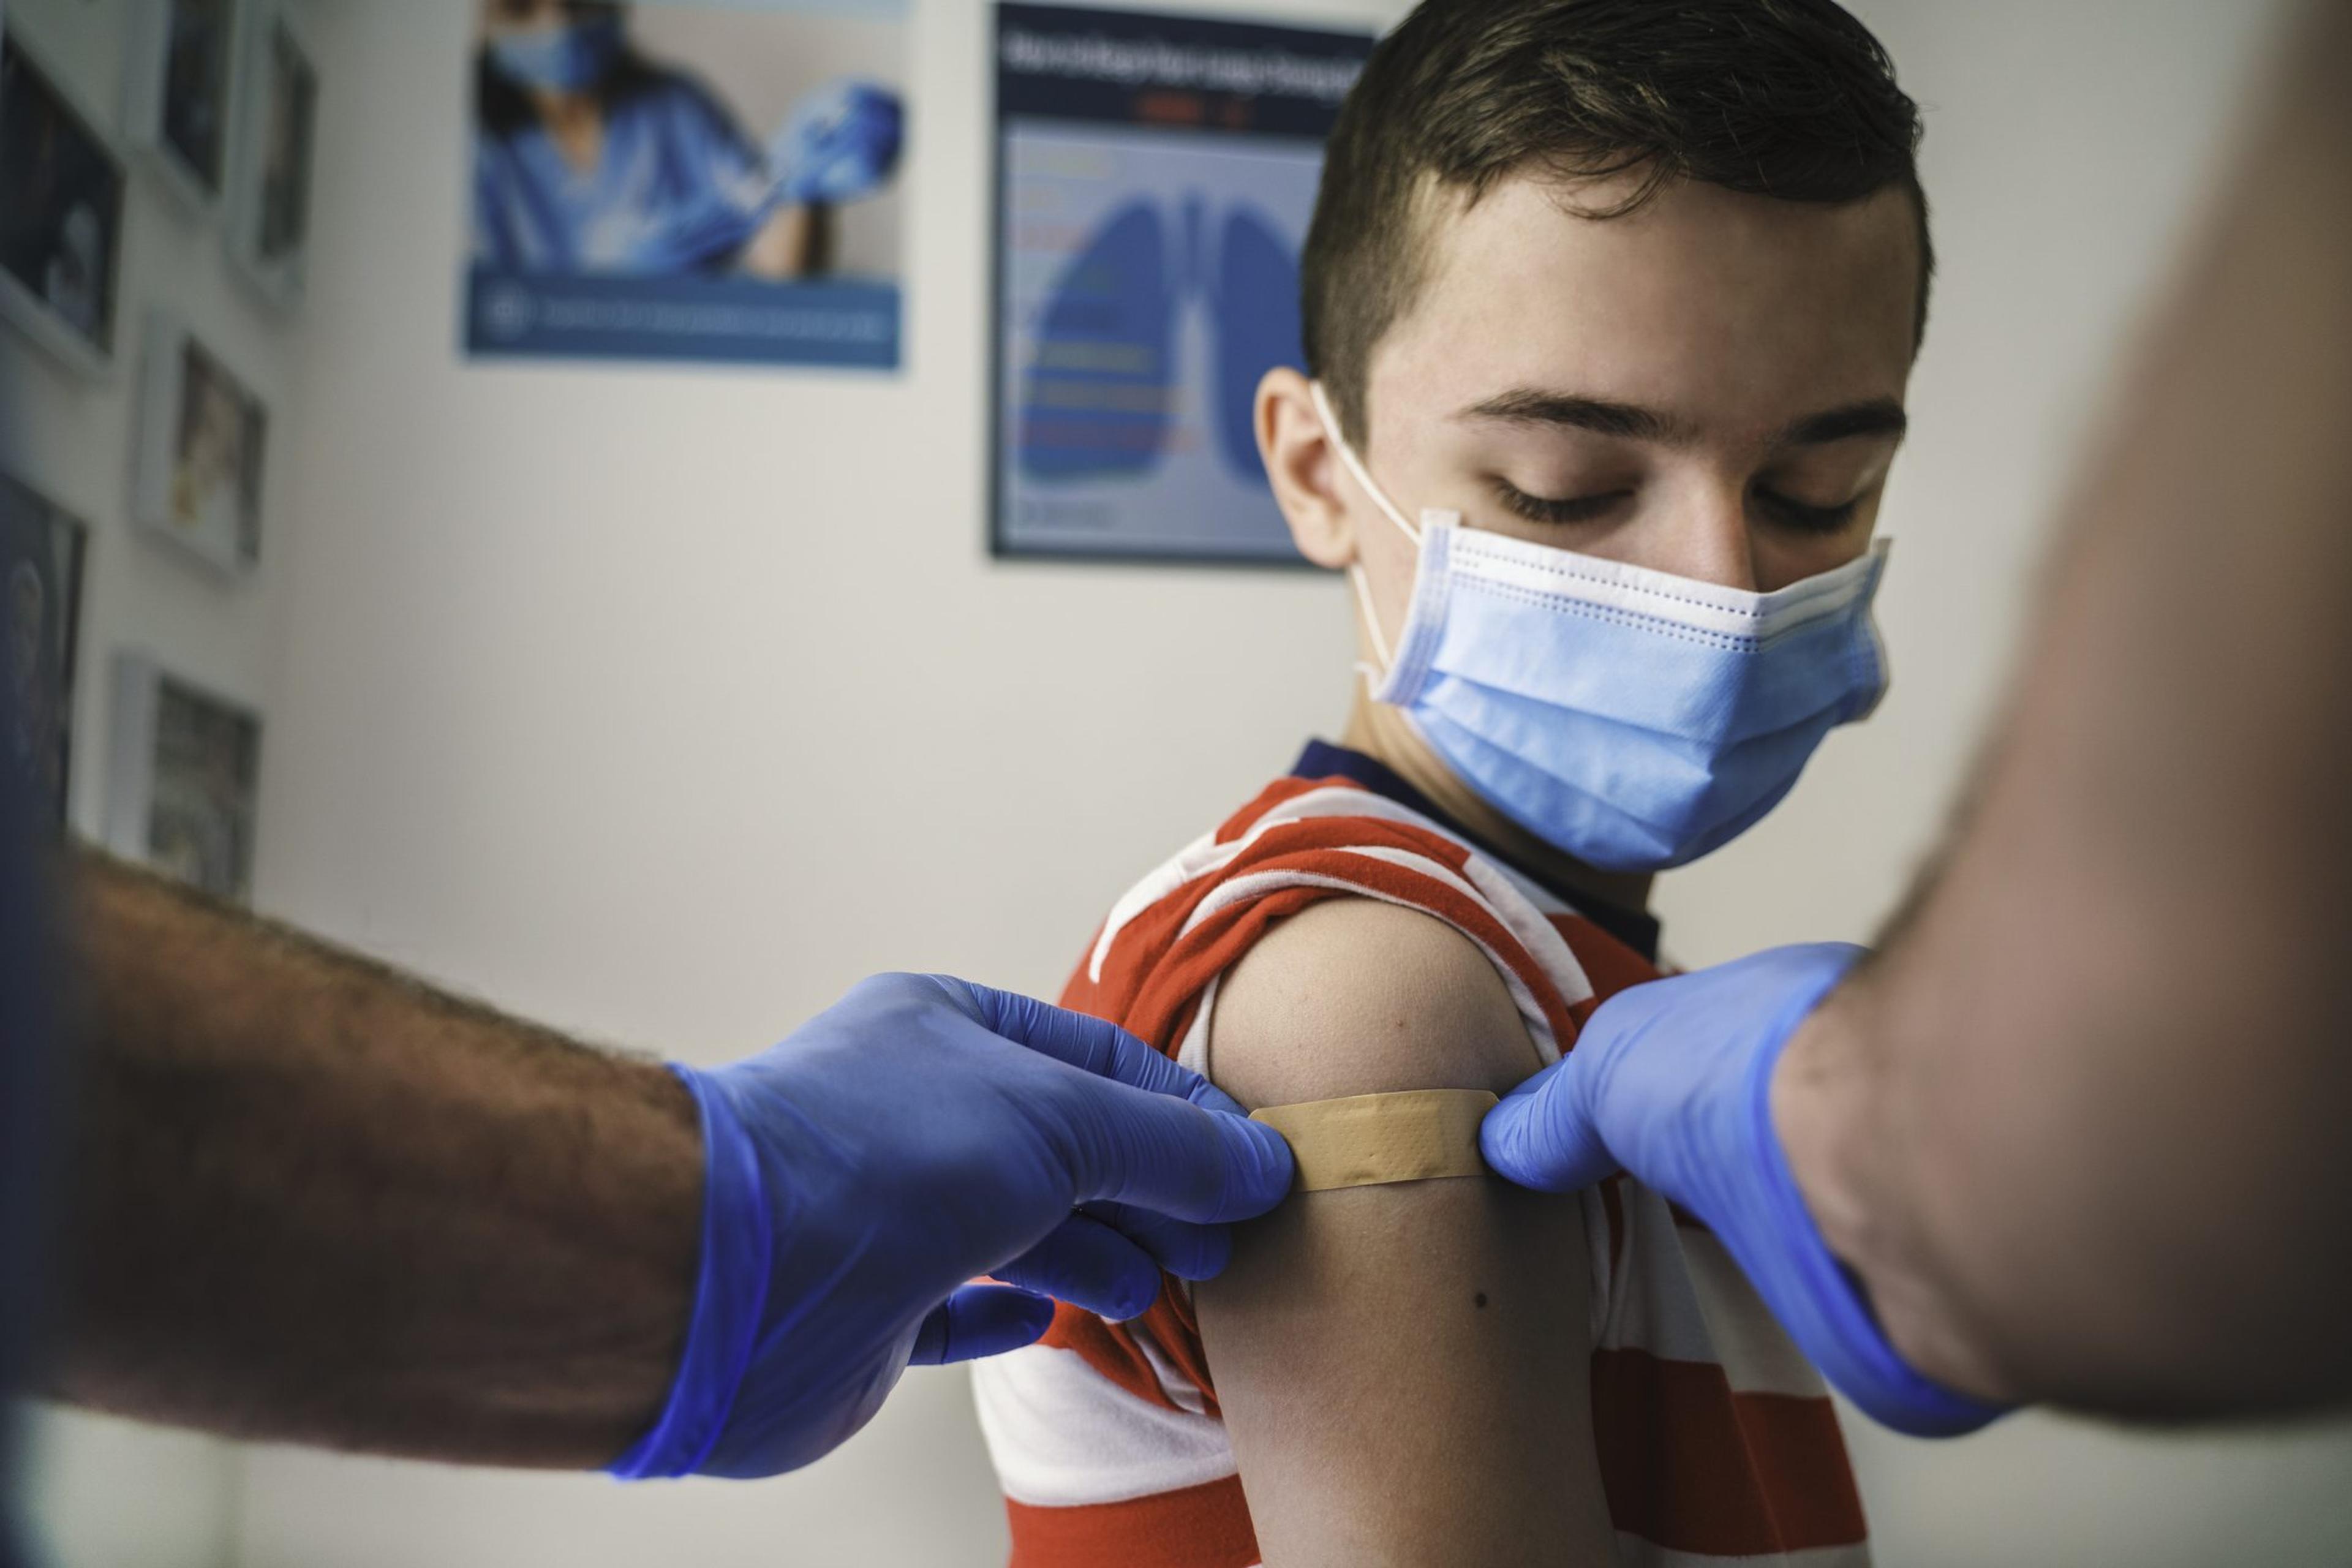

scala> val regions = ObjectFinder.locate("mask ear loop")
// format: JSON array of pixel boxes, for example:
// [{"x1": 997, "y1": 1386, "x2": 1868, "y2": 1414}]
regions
[
  {"x1": 1347, "y1": 564, "x2": 1394, "y2": 680},
  {"x1": 1309, "y1": 381, "x2": 1422, "y2": 688}
]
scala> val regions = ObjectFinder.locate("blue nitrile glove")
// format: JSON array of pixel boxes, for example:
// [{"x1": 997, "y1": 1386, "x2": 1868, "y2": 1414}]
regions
[
  {"x1": 764, "y1": 80, "x2": 904, "y2": 207},
  {"x1": 1480, "y1": 944, "x2": 2010, "y2": 1438},
  {"x1": 608, "y1": 972, "x2": 1294, "y2": 1480}
]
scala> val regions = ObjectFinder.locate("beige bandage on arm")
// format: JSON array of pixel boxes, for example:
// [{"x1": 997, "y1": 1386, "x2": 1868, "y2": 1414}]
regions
[{"x1": 1250, "y1": 1089, "x2": 1499, "y2": 1192}]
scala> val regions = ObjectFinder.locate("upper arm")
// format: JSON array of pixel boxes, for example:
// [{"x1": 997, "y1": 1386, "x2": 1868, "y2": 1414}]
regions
[{"x1": 1196, "y1": 897, "x2": 1616, "y2": 1568}]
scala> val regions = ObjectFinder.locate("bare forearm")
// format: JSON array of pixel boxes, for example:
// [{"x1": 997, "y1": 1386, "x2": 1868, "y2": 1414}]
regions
[
  {"x1": 50, "y1": 851, "x2": 701, "y2": 1466},
  {"x1": 1777, "y1": 0, "x2": 2352, "y2": 1418}
]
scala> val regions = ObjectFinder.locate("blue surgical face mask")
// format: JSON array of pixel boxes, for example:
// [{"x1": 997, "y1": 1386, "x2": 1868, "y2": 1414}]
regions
[
  {"x1": 489, "y1": 12, "x2": 623, "y2": 94},
  {"x1": 1311, "y1": 382, "x2": 1891, "y2": 873}
]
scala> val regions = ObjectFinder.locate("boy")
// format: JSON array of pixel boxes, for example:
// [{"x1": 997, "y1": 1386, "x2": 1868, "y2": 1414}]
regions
[{"x1": 976, "y1": 1, "x2": 1925, "y2": 1561}]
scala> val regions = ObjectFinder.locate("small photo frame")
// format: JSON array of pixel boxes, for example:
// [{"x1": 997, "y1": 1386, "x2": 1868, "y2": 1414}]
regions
[
  {"x1": 134, "y1": 311, "x2": 267, "y2": 573},
  {"x1": 123, "y1": 0, "x2": 243, "y2": 214},
  {"x1": 106, "y1": 652, "x2": 262, "y2": 905},
  {"x1": 0, "y1": 472, "x2": 89, "y2": 831},
  {"x1": 225, "y1": 0, "x2": 315, "y2": 308},
  {"x1": 0, "y1": 24, "x2": 129, "y2": 376}
]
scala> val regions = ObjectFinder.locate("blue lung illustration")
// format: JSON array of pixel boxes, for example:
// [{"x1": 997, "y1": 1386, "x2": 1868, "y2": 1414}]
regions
[
  {"x1": 1212, "y1": 205, "x2": 1305, "y2": 486},
  {"x1": 1017, "y1": 201, "x2": 1174, "y2": 481}
]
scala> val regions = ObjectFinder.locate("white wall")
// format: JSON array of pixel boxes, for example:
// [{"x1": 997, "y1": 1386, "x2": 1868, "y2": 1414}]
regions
[
  {"x1": 1, "y1": 0, "x2": 315, "y2": 1559},
  {"x1": 16, "y1": 0, "x2": 2350, "y2": 1562},
  {"x1": 236, "y1": 1, "x2": 1392, "y2": 1565}
]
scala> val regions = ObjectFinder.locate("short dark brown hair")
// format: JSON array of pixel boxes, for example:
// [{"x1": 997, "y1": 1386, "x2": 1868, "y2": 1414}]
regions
[{"x1": 1302, "y1": 0, "x2": 1931, "y2": 446}]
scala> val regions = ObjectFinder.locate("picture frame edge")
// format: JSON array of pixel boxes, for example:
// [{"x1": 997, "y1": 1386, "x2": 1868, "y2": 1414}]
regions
[
  {"x1": 0, "y1": 18, "x2": 132, "y2": 380},
  {"x1": 104, "y1": 648, "x2": 265, "y2": 903},
  {"x1": 102, "y1": 650, "x2": 164, "y2": 864},
  {"x1": 129, "y1": 306, "x2": 266, "y2": 581},
  {"x1": 222, "y1": 0, "x2": 313, "y2": 314},
  {"x1": 121, "y1": 0, "x2": 234, "y2": 221},
  {"x1": 0, "y1": 467, "x2": 93, "y2": 832}
]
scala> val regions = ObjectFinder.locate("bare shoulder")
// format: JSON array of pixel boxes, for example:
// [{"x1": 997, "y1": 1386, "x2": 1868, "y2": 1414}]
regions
[
  {"x1": 1196, "y1": 896, "x2": 1615, "y2": 1567},
  {"x1": 1208, "y1": 895, "x2": 1545, "y2": 1110}
]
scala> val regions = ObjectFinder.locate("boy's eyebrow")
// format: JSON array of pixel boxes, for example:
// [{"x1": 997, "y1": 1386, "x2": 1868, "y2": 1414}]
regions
[
  {"x1": 1780, "y1": 398, "x2": 1909, "y2": 446},
  {"x1": 1455, "y1": 390, "x2": 1910, "y2": 448},
  {"x1": 1457, "y1": 389, "x2": 1695, "y2": 443}
]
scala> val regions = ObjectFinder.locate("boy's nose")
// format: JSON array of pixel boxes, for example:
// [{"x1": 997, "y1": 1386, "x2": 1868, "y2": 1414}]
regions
[{"x1": 1644, "y1": 486, "x2": 1760, "y2": 593}]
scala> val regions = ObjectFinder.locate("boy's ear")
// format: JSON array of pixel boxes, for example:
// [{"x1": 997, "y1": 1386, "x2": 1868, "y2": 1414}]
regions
[{"x1": 1256, "y1": 367, "x2": 1357, "y2": 569}]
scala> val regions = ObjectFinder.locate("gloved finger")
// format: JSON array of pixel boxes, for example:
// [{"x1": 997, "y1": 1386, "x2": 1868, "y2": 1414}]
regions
[
  {"x1": 1480, "y1": 1055, "x2": 1617, "y2": 1193},
  {"x1": 1080, "y1": 1200, "x2": 1232, "y2": 1282},
  {"x1": 912, "y1": 974, "x2": 1294, "y2": 1221},
  {"x1": 1049, "y1": 1072, "x2": 1295, "y2": 1226},
  {"x1": 933, "y1": 976, "x2": 1252, "y2": 1118},
  {"x1": 992, "y1": 1213, "x2": 1165, "y2": 1321},
  {"x1": 910, "y1": 1284, "x2": 1055, "y2": 1366}
]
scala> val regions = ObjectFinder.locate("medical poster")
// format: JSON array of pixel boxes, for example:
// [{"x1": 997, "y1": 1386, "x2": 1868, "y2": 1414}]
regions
[
  {"x1": 991, "y1": 4, "x2": 1371, "y2": 562},
  {"x1": 462, "y1": 1, "x2": 908, "y2": 370}
]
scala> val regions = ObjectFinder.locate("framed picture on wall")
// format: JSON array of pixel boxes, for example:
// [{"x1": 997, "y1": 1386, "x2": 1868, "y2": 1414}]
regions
[
  {"x1": 225, "y1": 0, "x2": 315, "y2": 308},
  {"x1": 0, "y1": 23, "x2": 129, "y2": 377},
  {"x1": 989, "y1": 4, "x2": 1373, "y2": 563},
  {"x1": 123, "y1": 0, "x2": 243, "y2": 214},
  {"x1": 133, "y1": 311, "x2": 268, "y2": 574},
  {"x1": 461, "y1": 0, "x2": 908, "y2": 369},
  {"x1": 105, "y1": 652, "x2": 263, "y2": 905},
  {"x1": 0, "y1": 472, "x2": 89, "y2": 830}
]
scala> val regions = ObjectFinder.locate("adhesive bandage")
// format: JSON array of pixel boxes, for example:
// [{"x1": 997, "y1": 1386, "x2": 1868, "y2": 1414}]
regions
[{"x1": 1250, "y1": 1089, "x2": 1499, "y2": 1192}]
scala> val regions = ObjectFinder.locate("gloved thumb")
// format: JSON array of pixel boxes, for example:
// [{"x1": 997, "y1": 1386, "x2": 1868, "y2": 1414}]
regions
[
  {"x1": 910, "y1": 1284, "x2": 1057, "y2": 1366},
  {"x1": 1480, "y1": 1056, "x2": 1616, "y2": 1193}
]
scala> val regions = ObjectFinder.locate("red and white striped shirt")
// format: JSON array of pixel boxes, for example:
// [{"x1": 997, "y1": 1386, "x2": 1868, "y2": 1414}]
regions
[{"x1": 975, "y1": 744, "x2": 1869, "y2": 1567}]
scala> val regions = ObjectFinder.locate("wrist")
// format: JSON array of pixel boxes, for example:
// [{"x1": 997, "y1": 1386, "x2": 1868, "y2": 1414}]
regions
[
  {"x1": 606, "y1": 1065, "x2": 771, "y2": 1479},
  {"x1": 1768, "y1": 984, "x2": 1885, "y2": 1332},
  {"x1": 1769, "y1": 976, "x2": 2013, "y2": 1427}
]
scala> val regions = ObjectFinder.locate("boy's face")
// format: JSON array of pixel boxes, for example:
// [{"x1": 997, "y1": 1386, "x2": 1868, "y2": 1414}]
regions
[{"x1": 1263, "y1": 168, "x2": 1921, "y2": 638}]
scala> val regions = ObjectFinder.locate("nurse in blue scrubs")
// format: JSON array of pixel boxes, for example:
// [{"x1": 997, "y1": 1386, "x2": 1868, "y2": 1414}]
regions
[{"x1": 470, "y1": 0, "x2": 902, "y2": 280}]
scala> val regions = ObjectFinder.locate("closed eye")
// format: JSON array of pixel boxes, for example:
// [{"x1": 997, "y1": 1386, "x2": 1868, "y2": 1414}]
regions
[
  {"x1": 1755, "y1": 488, "x2": 1863, "y2": 533},
  {"x1": 1490, "y1": 478, "x2": 1631, "y2": 527}
]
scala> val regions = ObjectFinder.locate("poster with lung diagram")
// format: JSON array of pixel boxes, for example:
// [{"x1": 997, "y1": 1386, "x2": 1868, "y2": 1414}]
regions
[{"x1": 992, "y1": 4, "x2": 1372, "y2": 562}]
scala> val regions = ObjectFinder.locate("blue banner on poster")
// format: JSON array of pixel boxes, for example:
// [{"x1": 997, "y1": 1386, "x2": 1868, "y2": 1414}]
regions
[
  {"x1": 991, "y1": 4, "x2": 1374, "y2": 563},
  {"x1": 466, "y1": 266, "x2": 899, "y2": 368}
]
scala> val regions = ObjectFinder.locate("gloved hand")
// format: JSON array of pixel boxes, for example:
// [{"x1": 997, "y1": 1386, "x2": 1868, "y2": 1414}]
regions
[
  {"x1": 765, "y1": 80, "x2": 904, "y2": 208},
  {"x1": 608, "y1": 972, "x2": 1294, "y2": 1480},
  {"x1": 1480, "y1": 944, "x2": 2009, "y2": 1438}
]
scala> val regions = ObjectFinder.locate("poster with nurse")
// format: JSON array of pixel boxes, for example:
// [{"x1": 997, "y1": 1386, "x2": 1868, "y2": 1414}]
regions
[{"x1": 463, "y1": 0, "x2": 907, "y2": 369}]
